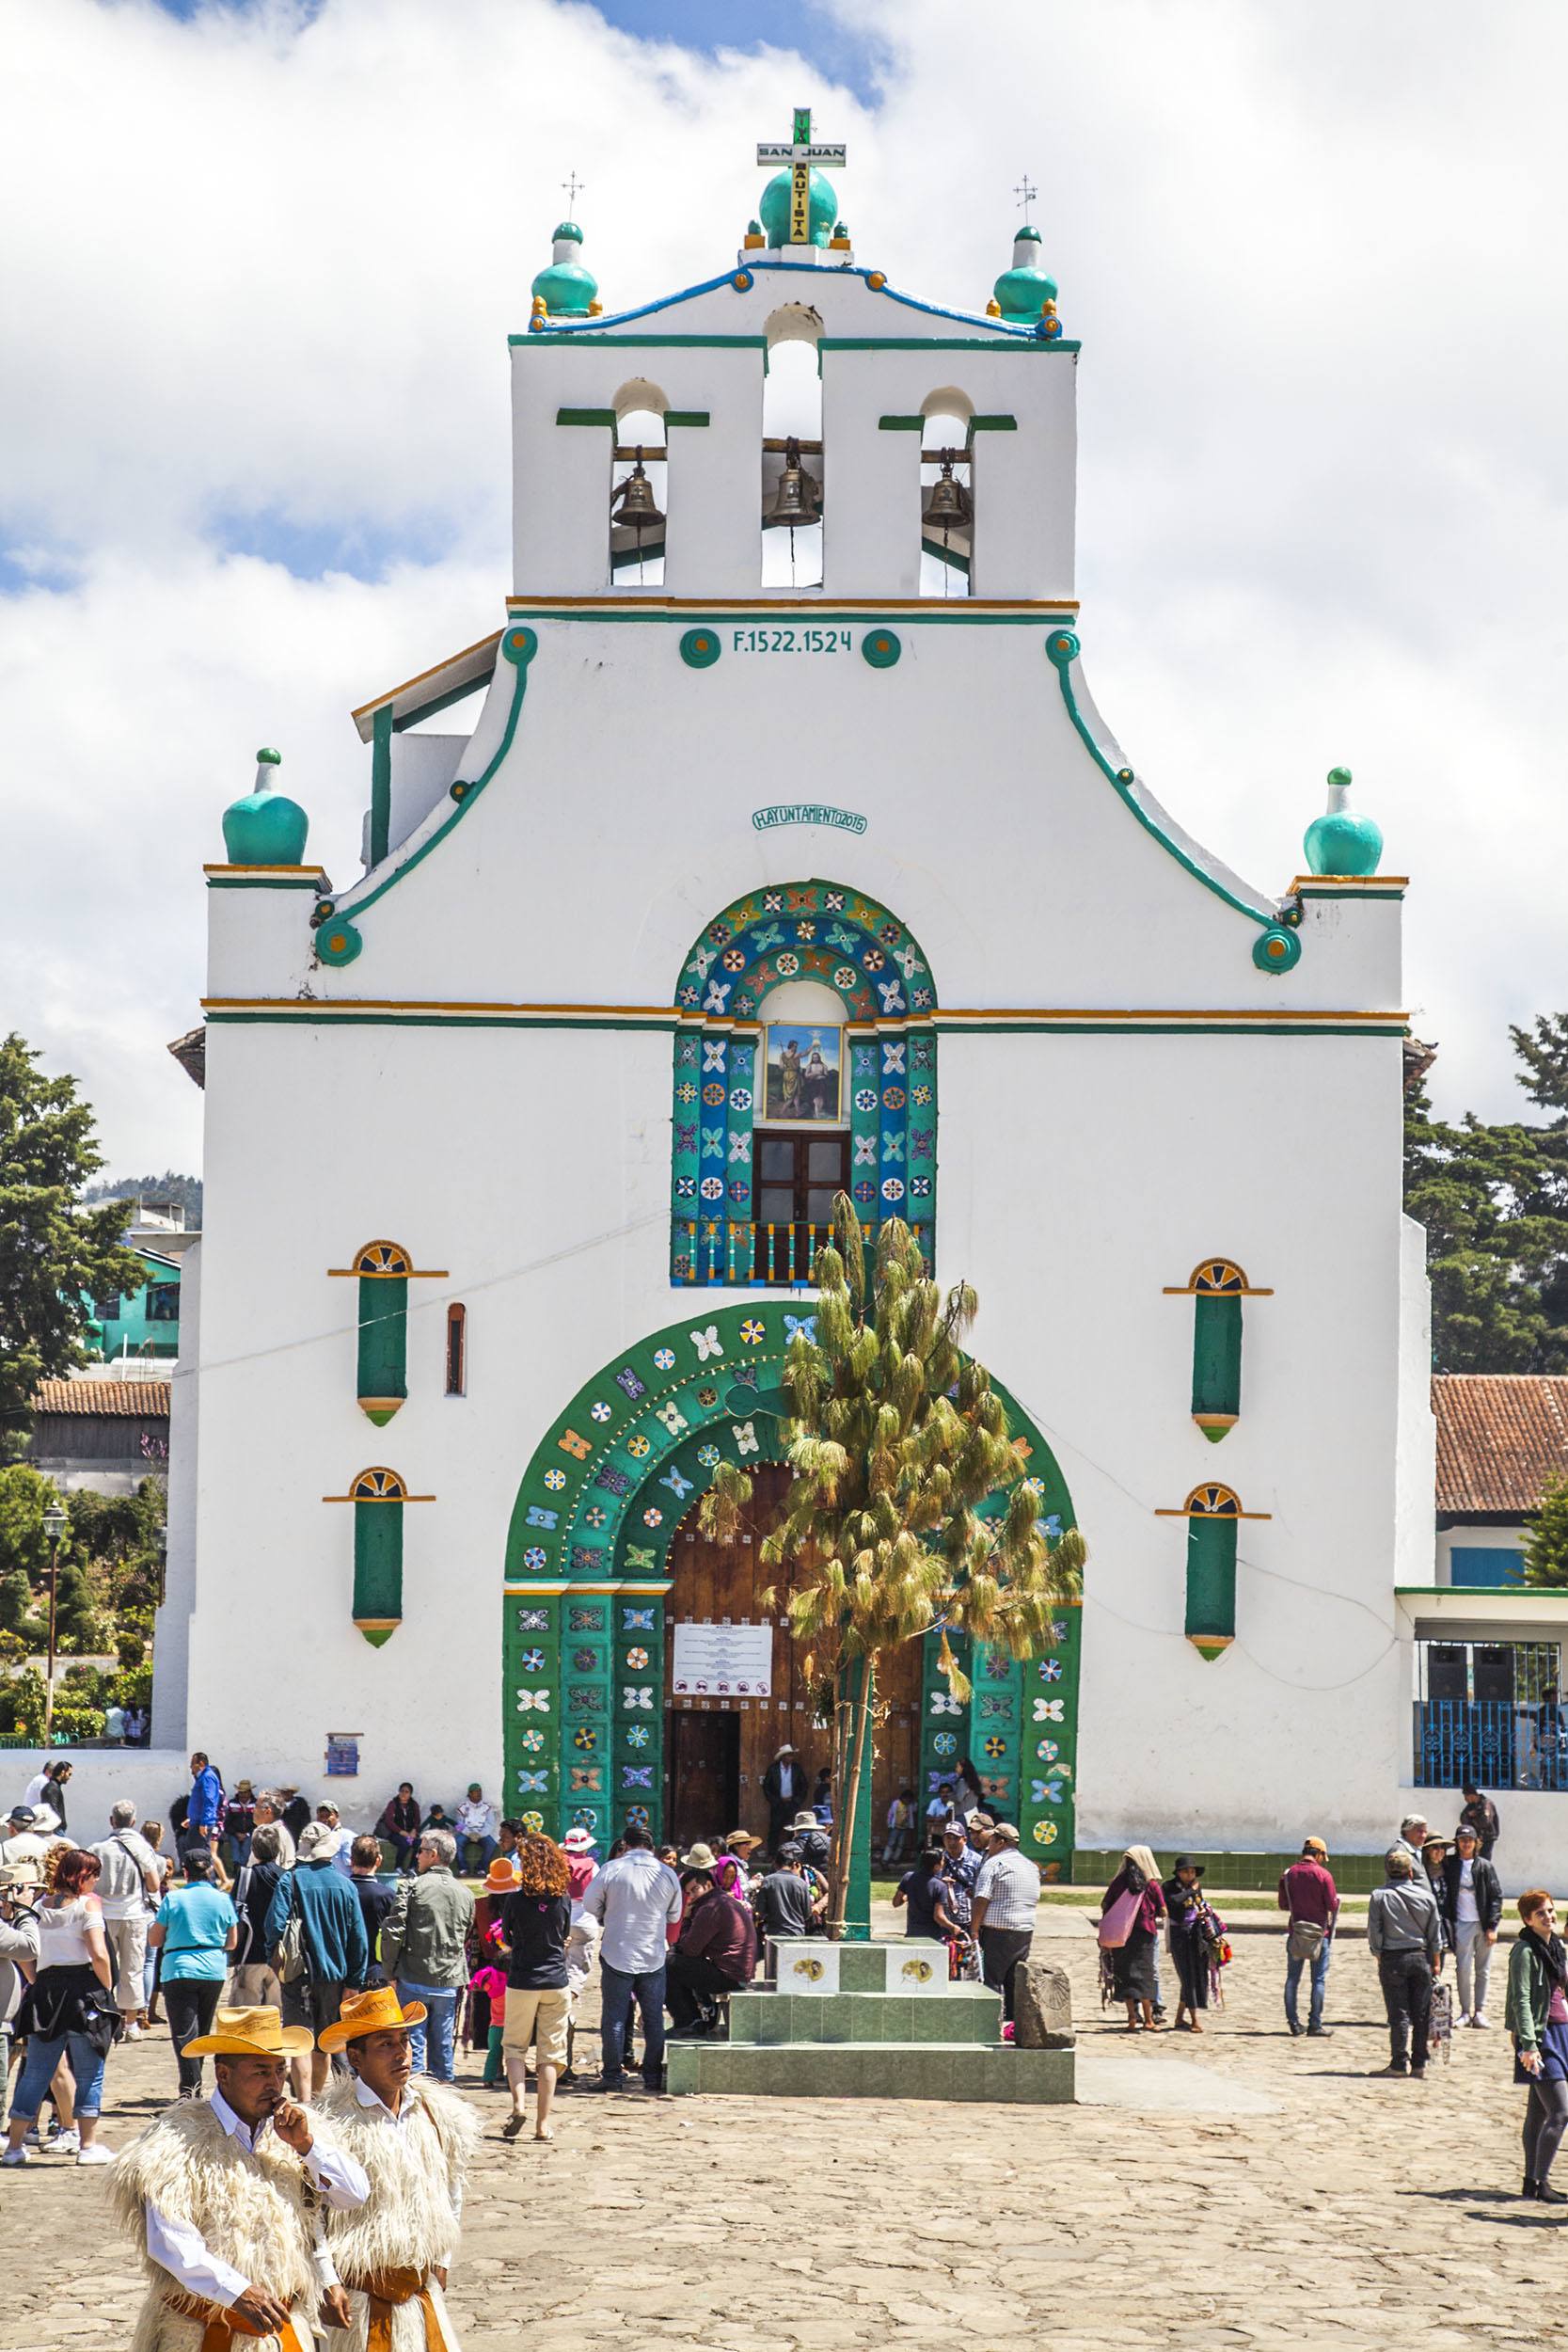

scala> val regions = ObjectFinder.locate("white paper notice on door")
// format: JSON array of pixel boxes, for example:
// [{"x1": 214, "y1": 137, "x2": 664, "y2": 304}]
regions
[{"x1": 671, "y1": 1621, "x2": 774, "y2": 1696}]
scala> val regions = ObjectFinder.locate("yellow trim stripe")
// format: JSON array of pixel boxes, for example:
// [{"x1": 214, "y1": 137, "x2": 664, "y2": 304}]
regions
[
  {"x1": 203, "y1": 997, "x2": 1407, "y2": 1025},
  {"x1": 202, "y1": 864, "x2": 327, "y2": 877},
  {"x1": 504, "y1": 595, "x2": 1080, "y2": 613},
  {"x1": 350, "y1": 629, "x2": 505, "y2": 726},
  {"x1": 323, "y1": 1492, "x2": 436, "y2": 1503},
  {"x1": 1290, "y1": 874, "x2": 1408, "y2": 891}
]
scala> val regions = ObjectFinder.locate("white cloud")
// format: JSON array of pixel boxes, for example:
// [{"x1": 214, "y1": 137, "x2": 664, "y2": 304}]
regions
[{"x1": 2, "y1": 0, "x2": 1563, "y2": 1167}]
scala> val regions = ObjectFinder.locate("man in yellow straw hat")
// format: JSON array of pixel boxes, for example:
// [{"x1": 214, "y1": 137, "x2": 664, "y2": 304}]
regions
[
  {"x1": 109, "y1": 2005, "x2": 370, "y2": 2350},
  {"x1": 313, "y1": 1983, "x2": 481, "y2": 2350}
]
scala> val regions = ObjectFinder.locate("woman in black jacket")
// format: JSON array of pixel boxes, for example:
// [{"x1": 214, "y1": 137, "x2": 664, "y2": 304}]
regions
[{"x1": 1442, "y1": 1823, "x2": 1504, "y2": 2027}]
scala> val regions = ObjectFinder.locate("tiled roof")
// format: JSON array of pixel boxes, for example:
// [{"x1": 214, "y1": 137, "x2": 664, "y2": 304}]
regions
[
  {"x1": 1433, "y1": 1375, "x2": 1568, "y2": 1515},
  {"x1": 32, "y1": 1379, "x2": 171, "y2": 1419}
]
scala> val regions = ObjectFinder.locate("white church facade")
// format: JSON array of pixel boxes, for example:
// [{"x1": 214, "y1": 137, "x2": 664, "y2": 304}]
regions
[{"x1": 149, "y1": 129, "x2": 1449, "y2": 1875}]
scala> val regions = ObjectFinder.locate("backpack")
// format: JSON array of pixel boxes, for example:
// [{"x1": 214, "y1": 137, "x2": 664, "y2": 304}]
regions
[{"x1": 271, "y1": 1873, "x2": 307, "y2": 1983}]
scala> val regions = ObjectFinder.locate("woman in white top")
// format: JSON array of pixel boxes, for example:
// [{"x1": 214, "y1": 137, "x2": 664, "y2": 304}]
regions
[{"x1": 2, "y1": 1849, "x2": 116, "y2": 2167}]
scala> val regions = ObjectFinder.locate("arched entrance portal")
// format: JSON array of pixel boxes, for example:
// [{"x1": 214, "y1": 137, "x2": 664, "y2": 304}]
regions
[
  {"x1": 663, "y1": 1462, "x2": 924, "y2": 1851},
  {"x1": 502, "y1": 1299, "x2": 1081, "y2": 1876}
]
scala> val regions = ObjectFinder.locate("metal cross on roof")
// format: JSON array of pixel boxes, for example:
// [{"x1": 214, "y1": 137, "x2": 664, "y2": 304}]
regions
[
  {"x1": 562, "y1": 168, "x2": 584, "y2": 214},
  {"x1": 756, "y1": 106, "x2": 846, "y2": 245},
  {"x1": 1014, "y1": 173, "x2": 1037, "y2": 222}
]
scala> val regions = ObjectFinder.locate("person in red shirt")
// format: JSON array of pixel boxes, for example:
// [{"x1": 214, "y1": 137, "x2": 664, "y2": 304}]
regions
[
  {"x1": 1278, "y1": 1835, "x2": 1340, "y2": 2038},
  {"x1": 665, "y1": 1867, "x2": 758, "y2": 2036}
]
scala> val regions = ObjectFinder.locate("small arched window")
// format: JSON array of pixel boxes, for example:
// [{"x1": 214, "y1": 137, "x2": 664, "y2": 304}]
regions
[
  {"x1": 445, "y1": 1303, "x2": 467, "y2": 1398},
  {"x1": 610, "y1": 381, "x2": 667, "y2": 587},
  {"x1": 920, "y1": 396, "x2": 973, "y2": 599},
  {"x1": 762, "y1": 307, "x2": 824, "y2": 588}
]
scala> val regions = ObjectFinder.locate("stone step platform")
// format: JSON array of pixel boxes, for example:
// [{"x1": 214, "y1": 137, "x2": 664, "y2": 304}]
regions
[
  {"x1": 729, "y1": 1983, "x2": 1003, "y2": 2045},
  {"x1": 666, "y1": 2037, "x2": 1074, "y2": 2103}
]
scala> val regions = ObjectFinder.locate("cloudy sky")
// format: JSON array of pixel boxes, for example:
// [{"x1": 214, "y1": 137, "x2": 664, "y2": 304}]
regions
[{"x1": 3, "y1": 0, "x2": 1563, "y2": 1175}]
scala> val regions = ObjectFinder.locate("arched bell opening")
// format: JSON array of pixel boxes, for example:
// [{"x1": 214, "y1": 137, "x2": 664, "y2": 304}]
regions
[
  {"x1": 919, "y1": 392, "x2": 974, "y2": 599},
  {"x1": 610, "y1": 382, "x2": 668, "y2": 587},
  {"x1": 762, "y1": 307, "x2": 824, "y2": 589}
]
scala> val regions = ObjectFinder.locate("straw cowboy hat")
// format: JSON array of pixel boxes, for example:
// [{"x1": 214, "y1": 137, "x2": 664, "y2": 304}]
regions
[
  {"x1": 182, "y1": 2005, "x2": 315, "y2": 2059},
  {"x1": 483, "y1": 1857, "x2": 521, "y2": 1894},
  {"x1": 318, "y1": 1984, "x2": 428, "y2": 2055},
  {"x1": 725, "y1": 1831, "x2": 762, "y2": 1851}
]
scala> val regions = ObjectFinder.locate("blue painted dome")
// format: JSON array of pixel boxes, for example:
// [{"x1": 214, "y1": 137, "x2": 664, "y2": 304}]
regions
[{"x1": 758, "y1": 167, "x2": 838, "y2": 249}]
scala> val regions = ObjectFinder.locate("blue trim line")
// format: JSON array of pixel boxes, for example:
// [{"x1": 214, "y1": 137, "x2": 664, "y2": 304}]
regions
[
  {"x1": 325, "y1": 632, "x2": 535, "y2": 927},
  {"x1": 509, "y1": 262, "x2": 1039, "y2": 344},
  {"x1": 1046, "y1": 631, "x2": 1275, "y2": 932}
]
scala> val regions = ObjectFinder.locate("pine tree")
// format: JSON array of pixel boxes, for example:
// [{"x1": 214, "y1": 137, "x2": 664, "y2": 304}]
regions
[
  {"x1": 0, "y1": 1034, "x2": 145, "y2": 1426},
  {"x1": 701, "y1": 1196, "x2": 1084, "y2": 1937},
  {"x1": 1525, "y1": 1472, "x2": 1568, "y2": 1590}
]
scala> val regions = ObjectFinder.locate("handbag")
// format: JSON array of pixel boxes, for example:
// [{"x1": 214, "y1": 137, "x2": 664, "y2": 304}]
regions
[
  {"x1": 1287, "y1": 1918, "x2": 1325, "y2": 1963},
  {"x1": 1098, "y1": 1885, "x2": 1142, "y2": 1950}
]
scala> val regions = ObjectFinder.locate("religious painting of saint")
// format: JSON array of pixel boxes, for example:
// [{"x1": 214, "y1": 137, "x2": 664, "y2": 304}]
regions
[{"x1": 765, "y1": 1024, "x2": 842, "y2": 1122}]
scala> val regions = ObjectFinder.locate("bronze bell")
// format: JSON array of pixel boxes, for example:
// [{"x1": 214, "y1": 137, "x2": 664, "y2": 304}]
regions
[
  {"x1": 921, "y1": 451, "x2": 973, "y2": 535},
  {"x1": 763, "y1": 436, "x2": 822, "y2": 529},
  {"x1": 610, "y1": 447, "x2": 664, "y2": 532}
]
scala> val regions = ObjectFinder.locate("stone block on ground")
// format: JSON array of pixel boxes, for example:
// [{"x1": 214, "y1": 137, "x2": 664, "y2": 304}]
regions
[{"x1": 1013, "y1": 1957, "x2": 1075, "y2": 2049}]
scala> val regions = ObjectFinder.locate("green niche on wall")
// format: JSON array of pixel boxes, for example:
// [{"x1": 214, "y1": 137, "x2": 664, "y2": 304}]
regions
[
  {"x1": 1184, "y1": 1513, "x2": 1236, "y2": 1661},
  {"x1": 1191, "y1": 1294, "x2": 1242, "y2": 1442},
  {"x1": 347, "y1": 1469, "x2": 408, "y2": 1645},
  {"x1": 356, "y1": 1275, "x2": 408, "y2": 1424}
]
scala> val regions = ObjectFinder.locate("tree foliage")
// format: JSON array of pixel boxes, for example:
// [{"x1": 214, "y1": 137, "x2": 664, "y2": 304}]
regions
[
  {"x1": 0, "y1": 1034, "x2": 145, "y2": 1426},
  {"x1": 700, "y1": 1198, "x2": 1084, "y2": 1927},
  {"x1": 1525, "y1": 1472, "x2": 1568, "y2": 1591},
  {"x1": 83, "y1": 1170, "x2": 202, "y2": 1226},
  {"x1": 1404, "y1": 1014, "x2": 1568, "y2": 1373}
]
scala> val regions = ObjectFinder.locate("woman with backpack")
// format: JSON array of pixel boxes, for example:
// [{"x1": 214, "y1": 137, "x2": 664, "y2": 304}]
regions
[
  {"x1": 228, "y1": 1820, "x2": 287, "y2": 2008},
  {"x1": 1099, "y1": 1845, "x2": 1166, "y2": 2031}
]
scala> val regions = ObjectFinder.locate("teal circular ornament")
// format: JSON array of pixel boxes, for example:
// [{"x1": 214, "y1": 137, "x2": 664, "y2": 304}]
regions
[
  {"x1": 315, "y1": 916, "x2": 363, "y2": 967},
  {"x1": 501, "y1": 626, "x2": 537, "y2": 667},
  {"x1": 758, "y1": 166, "x2": 838, "y2": 249},
  {"x1": 680, "y1": 628, "x2": 721, "y2": 669},
  {"x1": 1045, "y1": 628, "x2": 1080, "y2": 669},
  {"x1": 861, "y1": 628, "x2": 901, "y2": 669},
  {"x1": 222, "y1": 748, "x2": 309, "y2": 866},
  {"x1": 1304, "y1": 766, "x2": 1383, "y2": 878},
  {"x1": 1252, "y1": 924, "x2": 1302, "y2": 975}
]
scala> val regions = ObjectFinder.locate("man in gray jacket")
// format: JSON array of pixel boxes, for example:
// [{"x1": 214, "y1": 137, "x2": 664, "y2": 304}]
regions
[
  {"x1": 1367, "y1": 1847, "x2": 1443, "y2": 2079},
  {"x1": 379, "y1": 1827, "x2": 474, "y2": 2083}
]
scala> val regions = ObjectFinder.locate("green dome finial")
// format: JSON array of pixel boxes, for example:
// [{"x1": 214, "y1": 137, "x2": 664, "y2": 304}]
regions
[
  {"x1": 1304, "y1": 766, "x2": 1383, "y2": 878},
  {"x1": 993, "y1": 222, "x2": 1058, "y2": 322},
  {"x1": 758, "y1": 166, "x2": 838, "y2": 249},
  {"x1": 531, "y1": 218, "x2": 599, "y2": 320},
  {"x1": 223, "y1": 749, "x2": 309, "y2": 866}
]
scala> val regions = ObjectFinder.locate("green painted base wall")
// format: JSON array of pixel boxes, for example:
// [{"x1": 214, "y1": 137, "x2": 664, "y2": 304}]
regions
[{"x1": 1070, "y1": 1848, "x2": 1391, "y2": 1895}]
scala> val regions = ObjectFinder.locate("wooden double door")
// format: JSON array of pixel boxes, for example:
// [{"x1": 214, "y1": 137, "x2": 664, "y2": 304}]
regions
[{"x1": 663, "y1": 1462, "x2": 922, "y2": 1851}]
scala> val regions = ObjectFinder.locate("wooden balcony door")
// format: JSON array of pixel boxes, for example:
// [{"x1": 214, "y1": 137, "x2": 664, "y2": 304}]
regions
[{"x1": 751, "y1": 1128, "x2": 850, "y2": 1284}]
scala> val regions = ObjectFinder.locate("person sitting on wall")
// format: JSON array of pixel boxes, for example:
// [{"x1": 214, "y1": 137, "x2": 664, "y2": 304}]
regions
[
  {"x1": 376, "y1": 1785, "x2": 422, "y2": 1875},
  {"x1": 665, "y1": 1867, "x2": 758, "y2": 2037}
]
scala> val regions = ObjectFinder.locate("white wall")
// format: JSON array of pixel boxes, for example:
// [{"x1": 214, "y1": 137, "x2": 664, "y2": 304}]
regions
[{"x1": 152, "y1": 1239, "x2": 199, "y2": 1752}]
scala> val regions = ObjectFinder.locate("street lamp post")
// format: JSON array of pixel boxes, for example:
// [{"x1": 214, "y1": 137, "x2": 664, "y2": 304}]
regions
[{"x1": 41, "y1": 1501, "x2": 68, "y2": 1747}]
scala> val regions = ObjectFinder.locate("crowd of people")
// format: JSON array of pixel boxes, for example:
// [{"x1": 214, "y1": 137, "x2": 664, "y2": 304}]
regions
[{"x1": 3, "y1": 1741, "x2": 1565, "y2": 2321}]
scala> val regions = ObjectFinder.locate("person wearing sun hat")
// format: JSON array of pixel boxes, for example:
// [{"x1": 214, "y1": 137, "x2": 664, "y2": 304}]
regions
[
  {"x1": 109, "y1": 2005, "x2": 370, "y2": 2349},
  {"x1": 313, "y1": 1985, "x2": 481, "y2": 2350}
]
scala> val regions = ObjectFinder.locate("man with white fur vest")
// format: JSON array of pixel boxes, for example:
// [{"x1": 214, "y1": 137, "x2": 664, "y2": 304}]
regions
[
  {"x1": 108, "y1": 2004, "x2": 369, "y2": 2351},
  {"x1": 314, "y1": 1984, "x2": 482, "y2": 2350}
]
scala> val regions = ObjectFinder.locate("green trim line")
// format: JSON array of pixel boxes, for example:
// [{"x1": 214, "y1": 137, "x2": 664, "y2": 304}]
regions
[
  {"x1": 878, "y1": 415, "x2": 925, "y2": 431},
  {"x1": 504, "y1": 608, "x2": 1075, "y2": 627},
  {"x1": 663, "y1": 410, "x2": 710, "y2": 427},
  {"x1": 820, "y1": 337, "x2": 1080, "y2": 354},
  {"x1": 205, "y1": 875, "x2": 322, "y2": 890},
  {"x1": 922, "y1": 536, "x2": 972, "y2": 578},
  {"x1": 555, "y1": 407, "x2": 618, "y2": 428},
  {"x1": 968, "y1": 415, "x2": 1018, "y2": 433},
  {"x1": 206, "y1": 1011, "x2": 682, "y2": 1032},
  {"x1": 1046, "y1": 631, "x2": 1274, "y2": 932},
  {"x1": 370, "y1": 705, "x2": 392, "y2": 867},
  {"x1": 1298, "y1": 885, "x2": 1406, "y2": 899},
  {"x1": 203, "y1": 1009, "x2": 1402, "y2": 1039},
  {"x1": 515, "y1": 333, "x2": 768, "y2": 349},
  {"x1": 329, "y1": 628, "x2": 535, "y2": 927}
]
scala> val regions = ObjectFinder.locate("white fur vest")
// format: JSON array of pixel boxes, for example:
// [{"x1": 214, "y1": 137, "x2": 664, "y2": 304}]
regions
[
  {"x1": 312, "y1": 2079, "x2": 480, "y2": 2350},
  {"x1": 109, "y1": 2098, "x2": 320, "y2": 2352}
]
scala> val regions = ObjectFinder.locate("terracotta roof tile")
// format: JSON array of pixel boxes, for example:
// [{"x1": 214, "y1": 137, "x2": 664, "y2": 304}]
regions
[
  {"x1": 1433, "y1": 1375, "x2": 1568, "y2": 1515},
  {"x1": 32, "y1": 1379, "x2": 171, "y2": 1418}
]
